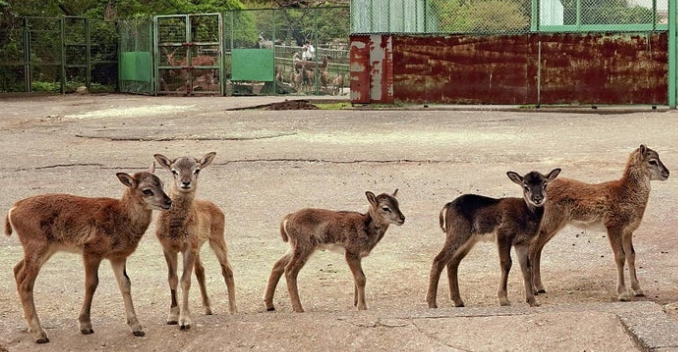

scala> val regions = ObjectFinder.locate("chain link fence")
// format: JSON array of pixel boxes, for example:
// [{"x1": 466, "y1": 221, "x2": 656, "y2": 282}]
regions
[{"x1": 350, "y1": 0, "x2": 668, "y2": 34}]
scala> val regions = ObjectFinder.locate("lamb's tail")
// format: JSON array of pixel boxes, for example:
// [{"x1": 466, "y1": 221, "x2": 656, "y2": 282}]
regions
[
  {"x1": 4, "y1": 208, "x2": 14, "y2": 236},
  {"x1": 279, "y1": 218, "x2": 290, "y2": 243},
  {"x1": 439, "y1": 206, "x2": 448, "y2": 233}
]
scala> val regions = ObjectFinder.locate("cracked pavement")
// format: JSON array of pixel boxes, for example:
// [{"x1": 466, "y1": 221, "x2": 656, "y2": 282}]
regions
[{"x1": 2, "y1": 95, "x2": 678, "y2": 351}]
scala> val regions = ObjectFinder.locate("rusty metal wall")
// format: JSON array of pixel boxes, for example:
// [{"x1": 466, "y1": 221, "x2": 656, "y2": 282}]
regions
[{"x1": 351, "y1": 33, "x2": 668, "y2": 105}]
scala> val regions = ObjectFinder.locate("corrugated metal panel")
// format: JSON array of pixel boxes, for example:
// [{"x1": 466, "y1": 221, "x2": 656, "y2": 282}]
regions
[
  {"x1": 351, "y1": 33, "x2": 668, "y2": 105},
  {"x1": 350, "y1": 36, "x2": 371, "y2": 104}
]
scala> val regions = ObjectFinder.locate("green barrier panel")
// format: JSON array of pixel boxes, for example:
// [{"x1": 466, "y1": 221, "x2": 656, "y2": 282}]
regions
[
  {"x1": 231, "y1": 49, "x2": 274, "y2": 81},
  {"x1": 120, "y1": 52, "x2": 152, "y2": 82}
]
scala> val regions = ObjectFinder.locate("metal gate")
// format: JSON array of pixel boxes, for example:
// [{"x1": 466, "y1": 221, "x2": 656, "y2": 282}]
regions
[{"x1": 155, "y1": 14, "x2": 223, "y2": 95}]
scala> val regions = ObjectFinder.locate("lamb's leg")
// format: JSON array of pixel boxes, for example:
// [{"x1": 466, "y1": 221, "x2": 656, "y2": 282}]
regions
[
  {"x1": 284, "y1": 249, "x2": 311, "y2": 313},
  {"x1": 515, "y1": 245, "x2": 539, "y2": 307},
  {"x1": 607, "y1": 227, "x2": 631, "y2": 301},
  {"x1": 210, "y1": 239, "x2": 238, "y2": 314},
  {"x1": 179, "y1": 250, "x2": 197, "y2": 329},
  {"x1": 497, "y1": 240, "x2": 512, "y2": 306},
  {"x1": 194, "y1": 253, "x2": 213, "y2": 315},
  {"x1": 346, "y1": 253, "x2": 367, "y2": 310},
  {"x1": 110, "y1": 258, "x2": 144, "y2": 336},
  {"x1": 163, "y1": 250, "x2": 180, "y2": 325},
  {"x1": 264, "y1": 251, "x2": 291, "y2": 311},
  {"x1": 622, "y1": 231, "x2": 644, "y2": 297},
  {"x1": 79, "y1": 252, "x2": 103, "y2": 335},
  {"x1": 427, "y1": 247, "x2": 453, "y2": 308},
  {"x1": 16, "y1": 254, "x2": 49, "y2": 343}
]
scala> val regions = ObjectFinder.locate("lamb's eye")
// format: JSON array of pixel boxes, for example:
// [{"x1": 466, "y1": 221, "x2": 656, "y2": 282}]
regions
[
  {"x1": 194, "y1": 169, "x2": 201, "y2": 175},
  {"x1": 142, "y1": 189, "x2": 154, "y2": 196},
  {"x1": 382, "y1": 206, "x2": 391, "y2": 213},
  {"x1": 649, "y1": 160, "x2": 658, "y2": 166},
  {"x1": 172, "y1": 170, "x2": 178, "y2": 175}
]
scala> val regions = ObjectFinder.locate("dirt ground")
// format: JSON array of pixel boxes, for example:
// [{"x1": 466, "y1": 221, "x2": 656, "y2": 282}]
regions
[{"x1": 1, "y1": 94, "x2": 678, "y2": 351}]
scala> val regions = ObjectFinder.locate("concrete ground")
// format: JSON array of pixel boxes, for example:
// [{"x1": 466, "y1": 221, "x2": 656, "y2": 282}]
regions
[{"x1": 1, "y1": 94, "x2": 678, "y2": 352}]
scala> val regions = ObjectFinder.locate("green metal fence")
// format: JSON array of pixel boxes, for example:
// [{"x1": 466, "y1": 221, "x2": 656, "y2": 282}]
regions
[
  {"x1": 350, "y1": 0, "x2": 669, "y2": 34},
  {"x1": 0, "y1": 16, "x2": 118, "y2": 93},
  {"x1": 224, "y1": 6, "x2": 350, "y2": 96},
  {"x1": 117, "y1": 6, "x2": 350, "y2": 96}
]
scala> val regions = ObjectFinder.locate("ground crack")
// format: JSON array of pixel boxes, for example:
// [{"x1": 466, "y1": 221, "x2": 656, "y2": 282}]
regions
[{"x1": 74, "y1": 132, "x2": 297, "y2": 141}]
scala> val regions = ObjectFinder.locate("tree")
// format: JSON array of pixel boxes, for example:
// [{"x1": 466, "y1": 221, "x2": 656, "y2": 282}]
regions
[{"x1": 430, "y1": 0, "x2": 528, "y2": 32}]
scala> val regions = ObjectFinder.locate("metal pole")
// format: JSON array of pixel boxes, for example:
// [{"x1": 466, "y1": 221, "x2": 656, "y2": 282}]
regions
[
  {"x1": 23, "y1": 18, "x2": 31, "y2": 92},
  {"x1": 85, "y1": 18, "x2": 91, "y2": 90},
  {"x1": 219, "y1": 13, "x2": 225, "y2": 96},
  {"x1": 273, "y1": 9, "x2": 277, "y2": 95},
  {"x1": 531, "y1": 0, "x2": 539, "y2": 31},
  {"x1": 669, "y1": 0, "x2": 676, "y2": 108},
  {"x1": 60, "y1": 16, "x2": 66, "y2": 94}
]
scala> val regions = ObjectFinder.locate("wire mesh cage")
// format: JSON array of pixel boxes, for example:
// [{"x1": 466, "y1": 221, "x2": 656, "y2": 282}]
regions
[
  {"x1": 0, "y1": 17, "x2": 27, "y2": 92},
  {"x1": 224, "y1": 6, "x2": 349, "y2": 96},
  {"x1": 155, "y1": 14, "x2": 222, "y2": 95},
  {"x1": 119, "y1": 18, "x2": 153, "y2": 94}
]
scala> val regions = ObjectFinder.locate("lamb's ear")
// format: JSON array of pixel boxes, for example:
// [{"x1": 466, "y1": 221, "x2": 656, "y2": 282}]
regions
[
  {"x1": 154, "y1": 154, "x2": 172, "y2": 171},
  {"x1": 117, "y1": 173, "x2": 136, "y2": 189},
  {"x1": 506, "y1": 171, "x2": 523, "y2": 185},
  {"x1": 637, "y1": 144, "x2": 648, "y2": 161},
  {"x1": 546, "y1": 168, "x2": 561, "y2": 182},
  {"x1": 392, "y1": 189, "x2": 399, "y2": 198},
  {"x1": 148, "y1": 162, "x2": 156, "y2": 174},
  {"x1": 639, "y1": 144, "x2": 647, "y2": 154},
  {"x1": 200, "y1": 152, "x2": 217, "y2": 168},
  {"x1": 366, "y1": 191, "x2": 377, "y2": 206}
]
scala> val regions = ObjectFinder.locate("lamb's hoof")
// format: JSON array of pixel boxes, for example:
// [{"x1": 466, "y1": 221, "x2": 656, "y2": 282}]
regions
[
  {"x1": 167, "y1": 320, "x2": 178, "y2": 325},
  {"x1": 266, "y1": 307, "x2": 275, "y2": 311},
  {"x1": 36, "y1": 337, "x2": 50, "y2": 344},
  {"x1": 538, "y1": 289, "x2": 546, "y2": 294},
  {"x1": 180, "y1": 324, "x2": 191, "y2": 330},
  {"x1": 133, "y1": 331, "x2": 145, "y2": 337},
  {"x1": 454, "y1": 303, "x2": 465, "y2": 308},
  {"x1": 80, "y1": 328, "x2": 94, "y2": 335}
]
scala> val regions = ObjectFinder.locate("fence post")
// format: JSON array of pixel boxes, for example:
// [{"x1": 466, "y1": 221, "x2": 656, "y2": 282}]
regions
[
  {"x1": 23, "y1": 18, "x2": 31, "y2": 92},
  {"x1": 85, "y1": 18, "x2": 92, "y2": 90},
  {"x1": 669, "y1": 0, "x2": 676, "y2": 108},
  {"x1": 531, "y1": 0, "x2": 539, "y2": 31},
  {"x1": 60, "y1": 16, "x2": 66, "y2": 94}
]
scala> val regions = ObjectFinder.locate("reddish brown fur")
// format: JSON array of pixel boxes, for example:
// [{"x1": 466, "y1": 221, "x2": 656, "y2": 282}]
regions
[
  {"x1": 530, "y1": 145, "x2": 670, "y2": 301},
  {"x1": 264, "y1": 190, "x2": 405, "y2": 312},
  {"x1": 154, "y1": 152, "x2": 237, "y2": 331},
  {"x1": 4, "y1": 165, "x2": 171, "y2": 343},
  {"x1": 427, "y1": 169, "x2": 560, "y2": 308}
]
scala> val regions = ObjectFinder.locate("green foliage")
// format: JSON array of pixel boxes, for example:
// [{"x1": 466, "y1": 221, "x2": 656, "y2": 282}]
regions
[{"x1": 430, "y1": 0, "x2": 528, "y2": 32}]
